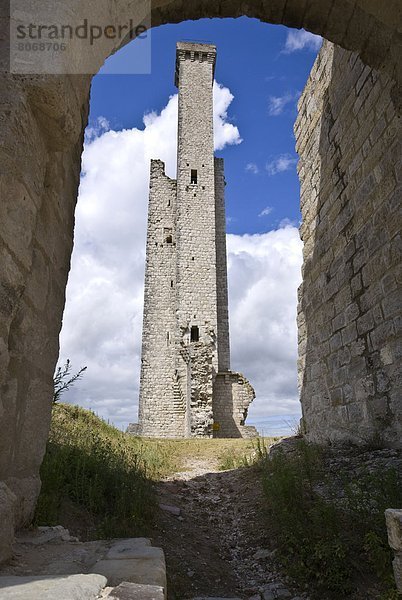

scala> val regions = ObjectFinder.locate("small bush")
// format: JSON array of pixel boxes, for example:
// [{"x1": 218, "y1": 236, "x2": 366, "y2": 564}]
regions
[{"x1": 260, "y1": 440, "x2": 401, "y2": 598}]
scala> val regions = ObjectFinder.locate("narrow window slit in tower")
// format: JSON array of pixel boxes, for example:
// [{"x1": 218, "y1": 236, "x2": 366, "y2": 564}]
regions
[
  {"x1": 164, "y1": 227, "x2": 173, "y2": 244},
  {"x1": 191, "y1": 169, "x2": 197, "y2": 184},
  {"x1": 170, "y1": 280, "x2": 173, "y2": 288},
  {"x1": 191, "y1": 326, "x2": 199, "y2": 343}
]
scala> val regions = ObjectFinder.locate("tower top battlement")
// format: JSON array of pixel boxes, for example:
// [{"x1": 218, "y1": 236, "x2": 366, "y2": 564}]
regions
[{"x1": 175, "y1": 40, "x2": 216, "y2": 87}]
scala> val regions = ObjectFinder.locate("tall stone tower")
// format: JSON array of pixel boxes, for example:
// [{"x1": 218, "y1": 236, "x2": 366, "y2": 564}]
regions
[{"x1": 137, "y1": 41, "x2": 256, "y2": 438}]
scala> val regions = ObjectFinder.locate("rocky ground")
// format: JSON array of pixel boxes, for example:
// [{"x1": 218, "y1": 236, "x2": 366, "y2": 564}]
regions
[
  {"x1": 152, "y1": 456, "x2": 307, "y2": 600},
  {"x1": 1, "y1": 441, "x2": 400, "y2": 599}
]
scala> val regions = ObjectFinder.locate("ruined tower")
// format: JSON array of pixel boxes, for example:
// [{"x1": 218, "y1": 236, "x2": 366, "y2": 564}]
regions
[{"x1": 137, "y1": 41, "x2": 256, "y2": 438}]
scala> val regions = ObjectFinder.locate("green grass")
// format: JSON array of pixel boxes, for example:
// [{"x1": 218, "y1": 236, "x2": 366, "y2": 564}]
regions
[
  {"x1": 218, "y1": 436, "x2": 278, "y2": 470},
  {"x1": 35, "y1": 404, "x2": 273, "y2": 539},
  {"x1": 259, "y1": 439, "x2": 401, "y2": 599},
  {"x1": 35, "y1": 403, "x2": 177, "y2": 539}
]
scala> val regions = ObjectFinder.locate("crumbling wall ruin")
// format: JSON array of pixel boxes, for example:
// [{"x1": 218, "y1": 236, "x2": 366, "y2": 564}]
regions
[{"x1": 213, "y1": 372, "x2": 257, "y2": 438}]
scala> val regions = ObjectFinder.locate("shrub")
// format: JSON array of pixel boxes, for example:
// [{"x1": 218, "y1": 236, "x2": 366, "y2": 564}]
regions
[{"x1": 260, "y1": 440, "x2": 401, "y2": 598}]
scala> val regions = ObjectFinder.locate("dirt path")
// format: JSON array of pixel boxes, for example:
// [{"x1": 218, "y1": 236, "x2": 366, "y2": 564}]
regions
[{"x1": 152, "y1": 458, "x2": 305, "y2": 600}]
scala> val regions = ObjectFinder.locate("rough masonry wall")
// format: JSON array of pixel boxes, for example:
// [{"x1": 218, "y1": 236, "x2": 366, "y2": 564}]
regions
[
  {"x1": 189, "y1": 343, "x2": 214, "y2": 437},
  {"x1": 296, "y1": 42, "x2": 402, "y2": 447},
  {"x1": 214, "y1": 157, "x2": 230, "y2": 372},
  {"x1": 213, "y1": 372, "x2": 256, "y2": 438},
  {"x1": 0, "y1": 73, "x2": 90, "y2": 561},
  {"x1": 138, "y1": 160, "x2": 181, "y2": 437},
  {"x1": 175, "y1": 45, "x2": 219, "y2": 373}
]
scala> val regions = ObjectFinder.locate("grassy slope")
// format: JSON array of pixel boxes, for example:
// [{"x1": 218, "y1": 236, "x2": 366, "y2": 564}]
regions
[{"x1": 35, "y1": 403, "x2": 267, "y2": 539}]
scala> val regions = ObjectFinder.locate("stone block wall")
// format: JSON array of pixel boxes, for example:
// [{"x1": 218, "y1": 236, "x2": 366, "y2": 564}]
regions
[
  {"x1": 215, "y1": 157, "x2": 230, "y2": 372},
  {"x1": 175, "y1": 44, "x2": 220, "y2": 374},
  {"x1": 213, "y1": 372, "x2": 256, "y2": 438},
  {"x1": 138, "y1": 160, "x2": 182, "y2": 437},
  {"x1": 296, "y1": 42, "x2": 401, "y2": 447},
  {"x1": 137, "y1": 43, "x2": 254, "y2": 439},
  {"x1": 189, "y1": 343, "x2": 214, "y2": 437}
]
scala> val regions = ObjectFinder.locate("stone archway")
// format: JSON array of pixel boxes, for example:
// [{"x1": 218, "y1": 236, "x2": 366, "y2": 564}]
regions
[{"x1": 0, "y1": 0, "x2": 401, "y2": 562}]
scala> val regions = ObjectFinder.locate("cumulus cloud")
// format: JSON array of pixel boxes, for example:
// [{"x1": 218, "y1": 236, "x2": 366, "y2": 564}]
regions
[
  {"x1": 245, "y1": 162, "x2": 259, "y2": 174},
  {"x1": 283, "y1": 29, "x2": 322, "y2": 54},
  {"x1": 258, "y1": 206, "x2": 274, "y2": 217},
  {"x1": 213, "y1": 82, "x2": 242, "y2": 150},
  {"x1": 266, "y1": 153, "x2": 298, "y2": 176},
  {"x1": 59, "y1": 83, "x2": 303, "y2": 430},
  {"x1": 227, "y1": 226, "x2": 303, "y2": 417}
]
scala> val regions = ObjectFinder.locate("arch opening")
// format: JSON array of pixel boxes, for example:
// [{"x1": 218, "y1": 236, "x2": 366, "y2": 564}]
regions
[{"x1": 0, "y1": 1, "x2": 401, "y2": 564}]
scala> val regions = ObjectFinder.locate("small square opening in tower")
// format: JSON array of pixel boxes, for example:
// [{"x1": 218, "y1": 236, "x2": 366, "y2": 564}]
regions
[
  {"x1": 190, "y1": 326, "x2": 199, "y2": 342},
  {"x1": 190, "y1": 169, "x2": 197, "y2": 184}
]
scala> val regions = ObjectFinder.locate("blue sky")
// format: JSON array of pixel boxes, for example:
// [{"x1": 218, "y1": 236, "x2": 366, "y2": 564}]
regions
[
  {"x1": 59, "y1": 18, "x2": 321, "y2": 431},
  {"x1": 91, "y1": 18, "x2": 321, "y2": 234}
]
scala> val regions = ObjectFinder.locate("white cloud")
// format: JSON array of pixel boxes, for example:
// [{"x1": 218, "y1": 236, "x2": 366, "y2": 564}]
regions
[
  {"x1": 246, "y1": 162, "x2": 259, "y2": 174},
  {"x1": 85, "y1": 116, "x2": 110, "y2": 143},
  {"x1": 258, "y1": 206, "x2": 274, "y2": 217},
  {"x1": 227, "y1": 225, "x2": 303, "y2": 418},
  {"x1": 213, "y1": 81, "x2": 242, "y2": 150},
  {"x1": 268, "y1": 91, "x2": 300, "y2": 116},
  {"x1": 266, "y1": 153, "x2": 298, "y2": 176},
  {"x1": 283, "y1": 29, "x2": 322, "y2": 54},
  {"x1": 59, "y1": 83, "x2": 303, "y2": 430},
  {"x1": 268, "y1": 93, "x2": 293, "y2": 116}
]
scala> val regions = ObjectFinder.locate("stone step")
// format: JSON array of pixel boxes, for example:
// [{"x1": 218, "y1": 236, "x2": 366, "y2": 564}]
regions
[
  {"x1": 90, "y1": 539, "x2": 166, "y2": 597},
  {"x1": 104, "y1": 581, "x2": 164, "y2": 599},
  {"x1": 0, "y1": 536, "x2": 167, "y2": 600},
  {"x1": 0, "y1": 573, "x2": 107, "y2": 600}
]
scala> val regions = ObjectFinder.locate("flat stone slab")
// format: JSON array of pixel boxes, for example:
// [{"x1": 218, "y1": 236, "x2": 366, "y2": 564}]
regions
[
  {"x1": 106, "y1": 539, "x2": 151, "y2": 560},
  {"x1": 0, "y1": 574, "x2": 107, "y2": 599},
  {"x1": 91, "y1": 548, "x2": 166, "y2": 589},
  {"x1": 106, "y1": 581, "x2": 164, "y2": 599},
  {"x1": 16, "y1": 526, "x2": 78, "y2": 545}
]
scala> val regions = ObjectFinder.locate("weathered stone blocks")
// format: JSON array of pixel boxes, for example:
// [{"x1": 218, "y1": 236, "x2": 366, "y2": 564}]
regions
[
  {"x1": 296, "y1": 41, "x2": 401, "y2": 447},
  {"x1": 137, "y1": 42, "x2": 255, "y2": 438}
]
